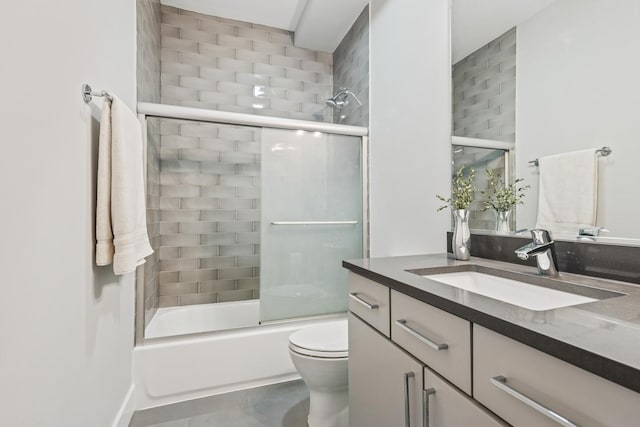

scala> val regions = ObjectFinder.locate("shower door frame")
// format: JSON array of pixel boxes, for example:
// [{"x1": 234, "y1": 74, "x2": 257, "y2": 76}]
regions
[{"x1": 134, "y1": 103, "x2": 369, "y2": 344}]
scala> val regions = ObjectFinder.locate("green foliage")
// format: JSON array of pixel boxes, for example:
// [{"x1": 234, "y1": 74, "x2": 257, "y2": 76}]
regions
[
  {"x1": 481, "y1": 169, "x2": 530, "y2": 212},
  {"x1": 436, "y1": 166, "x2": 476, "y2": 211}
]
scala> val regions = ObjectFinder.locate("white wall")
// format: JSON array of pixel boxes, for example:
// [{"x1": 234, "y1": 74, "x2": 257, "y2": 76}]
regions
[
  {"x1": 0, "y1": 1, "x2": 137, "y2": 426},
  {"x1": 516, "y1": 0, "x2": 640, "y2": 238},
  {"x1": 369, "y1": 0, "x2": 451, "y2": 257}
]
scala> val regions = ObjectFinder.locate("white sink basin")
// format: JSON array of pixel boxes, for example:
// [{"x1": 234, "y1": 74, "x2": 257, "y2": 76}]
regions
[{"x1": 423, "y1": 271, "x2": 597, "y2": 311}]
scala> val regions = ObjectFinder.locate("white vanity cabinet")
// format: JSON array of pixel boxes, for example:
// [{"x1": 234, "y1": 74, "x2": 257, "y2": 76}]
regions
[
  {"x1": 349, "y1": 313, "x2": 423, "y2": 427},
  {"x1": 473, "y1": 325, "x2": 640, "y2": 427}
]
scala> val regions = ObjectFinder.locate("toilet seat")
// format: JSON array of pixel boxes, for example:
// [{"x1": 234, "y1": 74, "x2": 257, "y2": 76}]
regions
[{"x1": 289, "y1": 320, "x2": 348, "y2": 359}]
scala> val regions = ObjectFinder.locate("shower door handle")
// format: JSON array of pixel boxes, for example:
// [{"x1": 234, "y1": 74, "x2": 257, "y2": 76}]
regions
[{"x1": 271, "y1": 221, "x2": 358, "y2": 225}]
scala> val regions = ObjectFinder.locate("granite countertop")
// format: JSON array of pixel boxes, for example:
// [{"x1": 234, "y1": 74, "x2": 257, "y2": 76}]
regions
[{"x1": 343, "y1": 254, "x2": 640, "y2": 394}]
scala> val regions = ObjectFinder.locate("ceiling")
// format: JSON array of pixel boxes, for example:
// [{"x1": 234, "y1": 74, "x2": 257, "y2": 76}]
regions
[
  {"x1": 161, "y1": 0, "x2": 368, "y2": 52},
  {"x1": 451, "y1": 0, "x2": 558, "y2": 64}
]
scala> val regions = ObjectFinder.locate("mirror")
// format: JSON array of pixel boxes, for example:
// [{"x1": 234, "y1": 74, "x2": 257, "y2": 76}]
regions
[{"x1": 451, "y1": 0, "x2": 640, "y2": 242}]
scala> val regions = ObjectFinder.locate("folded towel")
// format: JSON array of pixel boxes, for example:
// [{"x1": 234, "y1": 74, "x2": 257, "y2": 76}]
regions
[
  {"x1": 535, "y1": 148, "x2": 598, "y2": 236},
  {"x1": 96, "y1": 96, "x2": 153, "y2": 275}
]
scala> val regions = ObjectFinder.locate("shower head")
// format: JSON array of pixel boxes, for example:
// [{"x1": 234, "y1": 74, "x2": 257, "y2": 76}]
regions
[{"x1": 325, "y1": 88, "x2": 362, "y2": 109}]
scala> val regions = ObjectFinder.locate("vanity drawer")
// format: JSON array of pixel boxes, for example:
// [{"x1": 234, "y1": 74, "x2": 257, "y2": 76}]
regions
[
  {"x1": 474, "y1": 325, "x2": 640, "y2": 427},
  {"x1": 348, "y1": 273, "x2": 390, "y2": 337},
  {"x1": 391, "y1": 290, "x2": 471, "y2": 394},
  {"x1": 424, "y1": 366, "x2": 508, "y2": 427}
]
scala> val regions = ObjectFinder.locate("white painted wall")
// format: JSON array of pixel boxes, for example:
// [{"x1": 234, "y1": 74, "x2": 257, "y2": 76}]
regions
[
  {"x1": 0, "y1": 1, "x2": 137, "y2": 426},
  {"x1": 369, "y1": 0, "x2": 451, "y2": 257},
  {"x1": 515, "y1": 0, "x2": 640, "y2": 238}
]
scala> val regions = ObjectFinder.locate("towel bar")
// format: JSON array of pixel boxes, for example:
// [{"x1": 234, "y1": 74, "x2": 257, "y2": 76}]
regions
[
  {"x1": 82, "y1": 83, "x2": 113, "y2": 103},
  {"x1": 529, "y1": 146, "x2": 612, "y2": 166}
]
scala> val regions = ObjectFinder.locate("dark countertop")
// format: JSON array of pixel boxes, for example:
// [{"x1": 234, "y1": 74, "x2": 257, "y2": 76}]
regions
[{"x1": 343, "y1": 254, "x2": 640, "y2": 394}]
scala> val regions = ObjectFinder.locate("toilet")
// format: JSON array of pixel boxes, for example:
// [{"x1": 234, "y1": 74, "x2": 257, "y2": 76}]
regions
[{"x1": 288, "y1": 319, "x2": 349, "y2": 427}]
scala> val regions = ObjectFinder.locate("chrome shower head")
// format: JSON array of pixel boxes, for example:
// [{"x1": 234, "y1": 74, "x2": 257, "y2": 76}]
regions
[
  {"x1": 325, "y1": 88, "x2": 362, "y2": 109},
  {"x1": 325, "y1": 98, "x2": 339, "y2": 108}
]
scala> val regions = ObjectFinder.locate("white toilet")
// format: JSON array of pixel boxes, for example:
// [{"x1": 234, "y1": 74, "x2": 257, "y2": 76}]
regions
[{"x1": 288, "y1": 319, "x2": 349, "y2": 427}]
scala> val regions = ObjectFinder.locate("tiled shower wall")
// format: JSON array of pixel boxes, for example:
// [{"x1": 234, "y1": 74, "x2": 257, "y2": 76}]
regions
[
  {"x1": 452, "y1": 28, "x2": 516, "y2": 231},
  {"x1": 452, "y1": 28, "x2": 516, "y2": 143},
  {"x1": 160, "y1": 5, "x2": 334, "y2": 122},
  {"x1": 155, "y1": 6, "x2": 338, "y2": 307},
  {"x1": 137, "y1": 0, "x2": 162, "y2": 327},
  {"x1": 333, "y1": 6, "x2": 369, "y2": 126},
  {"x1": 156, "y1": 120, "x2": 261, "y2": 307}
]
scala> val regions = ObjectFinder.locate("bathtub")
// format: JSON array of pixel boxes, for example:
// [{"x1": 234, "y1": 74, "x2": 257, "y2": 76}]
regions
[
  {"x1": 145, "y1": 300, "x2": 260, "y2": 339},
  {"x1": 134, "y1": 301, "x2": 346, "y2": 409}
]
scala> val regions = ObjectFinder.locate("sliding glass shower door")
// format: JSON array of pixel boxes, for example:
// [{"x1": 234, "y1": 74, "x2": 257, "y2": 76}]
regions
[{"x1": 259, "y1": 128, "x2": 364, "y2": 322}]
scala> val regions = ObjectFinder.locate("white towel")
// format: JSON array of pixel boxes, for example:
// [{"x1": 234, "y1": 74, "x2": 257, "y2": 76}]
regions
[
  {"x1": 96, "y1": 96, "x2": 153, "y2": 275},
  {"x1": 536, "y1": 148, "x2": 598, "y2": 236}
]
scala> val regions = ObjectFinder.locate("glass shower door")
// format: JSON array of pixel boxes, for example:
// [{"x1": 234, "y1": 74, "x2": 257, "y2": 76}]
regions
[{"x1": 260, "y1": 128, "x2": 363, "y2": 322}]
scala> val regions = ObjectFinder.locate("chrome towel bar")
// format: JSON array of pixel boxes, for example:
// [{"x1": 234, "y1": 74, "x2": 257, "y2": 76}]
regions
[
  {"x1": 529, "y1": 146, "x2": 612, "y2": 166},
  {"x1": 82, "y1": 83, "x2": 113, "y2": 103}
]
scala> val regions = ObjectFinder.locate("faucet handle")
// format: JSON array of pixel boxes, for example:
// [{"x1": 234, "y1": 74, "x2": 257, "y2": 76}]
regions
[
  {"x1": 530, "y1": 229, "x2": 553, "y2": 244},
  {"x1": 578, "y1": 227, "x2": 609, "y2": 237}
]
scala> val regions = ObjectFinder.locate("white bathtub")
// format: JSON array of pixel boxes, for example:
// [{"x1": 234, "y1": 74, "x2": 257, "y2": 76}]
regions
[
  {"x1": 145, "y1": 300, "x2": 260, "y2": 339},
  {"x1": 134, "y1": 302, "x2": 346, "y2": 409}
]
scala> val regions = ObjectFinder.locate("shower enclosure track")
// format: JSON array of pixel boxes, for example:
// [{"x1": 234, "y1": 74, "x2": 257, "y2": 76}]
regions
[{"x1": 137, "y1": 102, "x2": 368, "y2": 136}]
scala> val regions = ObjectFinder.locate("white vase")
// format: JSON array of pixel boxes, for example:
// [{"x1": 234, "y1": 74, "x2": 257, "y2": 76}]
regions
[
  {"x1": 452, "y1": 209, "x2": 471, "y2": 260},
  {"x1": 496, "y1": 210, "x2": 511, "y2": 233}
]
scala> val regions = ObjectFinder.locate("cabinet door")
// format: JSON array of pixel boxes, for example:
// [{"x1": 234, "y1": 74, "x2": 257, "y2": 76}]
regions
[
  {"x1": 474, "y1": 325, "x2": 640, "y2": 427},
  {"x1": 349, "y1": 313, "x2": 423, "y2": 427},
  {"x1": 424, "y1": 366, "x2": 508, "y2": 427}
]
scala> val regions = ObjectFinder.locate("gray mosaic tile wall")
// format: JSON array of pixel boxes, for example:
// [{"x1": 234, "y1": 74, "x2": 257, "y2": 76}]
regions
[
  {"x1": 137, "y1": 0, "x2": 162, "y2": 327},
  {"x1": 160, "y1": 5, "x2": 334, "y2": 122},
  {"x1": 452, "y1": 28, "x2": 516, "y2": 143},
  {"x1": 333, "y1": 6, "x2": 369, "y2": 126},
  {"x1": 137, "y1": 0, "x2": 161, "y2": 104},
  {"x1": 156, "y1": 119, "x2": 261, "y2": 307}
]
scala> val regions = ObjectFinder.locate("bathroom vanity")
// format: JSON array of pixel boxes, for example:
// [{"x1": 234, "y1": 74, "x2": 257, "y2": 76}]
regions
[{"x1": 344, "y1": 255, "x2": 640, "y2": 427}]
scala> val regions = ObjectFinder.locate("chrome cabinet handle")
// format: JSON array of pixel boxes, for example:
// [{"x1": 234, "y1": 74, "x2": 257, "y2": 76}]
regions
[
  {"x1": 423, "y1": 388, "x2": 436, "y2": 427},
  {"x1": 404, "y1": 372, "x2": 415, "y2": 427},
  {"x1": 490, "y1": 376, "x2": 580, "y2": 427},
  {"x1": 348, "y1": 292, "x2": 379, "y2": 310},
  {"x1": 395, "y1": 320, "x2": 449, "y2": 351}
]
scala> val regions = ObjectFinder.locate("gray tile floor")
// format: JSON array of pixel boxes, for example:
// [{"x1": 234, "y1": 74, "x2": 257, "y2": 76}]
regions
[{"x1": 130, "y1": 380, "x2": 310, "y2": 427}]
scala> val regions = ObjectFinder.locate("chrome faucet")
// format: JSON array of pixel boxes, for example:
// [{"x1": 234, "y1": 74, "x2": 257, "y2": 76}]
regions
[{"x1": 514, "y1": 229, "x2": 559, "y2": 276}]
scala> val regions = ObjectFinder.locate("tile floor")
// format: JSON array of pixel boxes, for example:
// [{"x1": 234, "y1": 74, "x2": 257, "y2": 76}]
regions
[{"x1": 130, "y1": 380, "x2": 310, "y2": 427}]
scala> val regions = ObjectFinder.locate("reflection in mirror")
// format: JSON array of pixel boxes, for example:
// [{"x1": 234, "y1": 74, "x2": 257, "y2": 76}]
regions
[
  {"x1": 452, "y1": 139, "x2": 512, "y2": 231},
  {"x1": 451, "y1": 0, "x2": 640, "y2": 242}
]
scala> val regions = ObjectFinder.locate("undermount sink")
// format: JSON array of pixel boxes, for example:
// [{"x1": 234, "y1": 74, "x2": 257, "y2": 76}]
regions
[
  {"x1": 411, "y1": 266, "x2": 625, "y2": 311},
  {"x1": 423, "y1": 271, "x2": 596, "y2": 311}
]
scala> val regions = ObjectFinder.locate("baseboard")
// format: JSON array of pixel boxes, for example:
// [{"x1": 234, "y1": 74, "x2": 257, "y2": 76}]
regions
[{"x1": 111, "y1": 384, "x2": 136, "y2": 427}]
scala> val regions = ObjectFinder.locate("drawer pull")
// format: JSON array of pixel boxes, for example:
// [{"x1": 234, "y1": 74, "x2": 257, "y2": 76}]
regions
[
  {"x1": 349, "y1": 292, "x2": 379, "y2": 310},
  {"x1": 491, "y1": 376, "x2": 581, "y2": 427},
  {"x1": 395, "y1": 319, "x2": 449, "y2": 351},
  {"x1": 404, "y1": 372, "x2": 415, "y2": 427},
  {"x1": 423, "y1": 388, "x2": 436, "y2": 427}
]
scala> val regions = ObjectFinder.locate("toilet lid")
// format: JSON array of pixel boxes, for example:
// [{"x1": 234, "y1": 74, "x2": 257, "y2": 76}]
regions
[{"x1": 289, "y1": 319, "x2": 348, "y2": 358}]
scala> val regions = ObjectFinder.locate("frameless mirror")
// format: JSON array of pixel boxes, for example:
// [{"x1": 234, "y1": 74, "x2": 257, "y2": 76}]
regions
[{"x1": 451, "y1": 0, "x2": 640, "y2": 243}]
